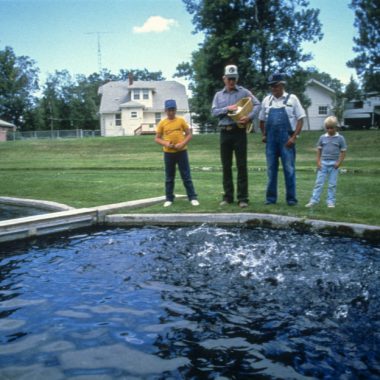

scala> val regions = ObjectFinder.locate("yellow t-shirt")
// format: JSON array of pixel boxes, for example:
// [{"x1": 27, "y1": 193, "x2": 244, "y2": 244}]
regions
[{"x1": 156, "y1": 117, "x2": 189, "y2": 153}]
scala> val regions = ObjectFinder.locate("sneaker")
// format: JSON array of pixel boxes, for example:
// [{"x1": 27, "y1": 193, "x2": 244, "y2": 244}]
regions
[
  {"x1": 219, "y1": 200, "x2": 232, "y2": 206},
  {"x1": 238, "y1": 201, "x2": 248, "y2": 208},
  {"x1": 163, "y1": 201, "x2": 172, "y2": 207},
  {"x1": 190, "y1": 199, "x2": 200, "y2": 206},
  {"x1": 265, "y1": 201, "x2": 276, "y2": 205},
  {"x1": 305, "y1": 202, "x2": 316, "y2": 208},
  {"x1": 327, "y1": 203, "x2": 335, "y2": 208}
]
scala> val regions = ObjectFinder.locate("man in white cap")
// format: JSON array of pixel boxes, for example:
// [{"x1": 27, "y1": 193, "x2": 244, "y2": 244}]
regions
[
  {"x1": 259, "y1": 73, "x2": 306, "y2": 206},
  {"x1": 211, "y1": 65, "x2": 260, "y2": 208}
]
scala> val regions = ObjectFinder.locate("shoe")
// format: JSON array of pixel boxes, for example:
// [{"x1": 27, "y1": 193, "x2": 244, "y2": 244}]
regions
[
  {"x1": 305, "y1": 202, "x2": 316, "y2": 208},
  {"x1": 238, "y1": 201, "x2": 248, "y2": 208},
  {"x1": 265, "y1": 201, "x2": 275, "y2": 205},
  {"x1": 163, "y1": 201, "x2": 172, "y2": 207},
  {"x1": 219, "y1": 200, "x2": 232, "y2": 206},
  {"x1": 327, "y1": 203, "x2": 335, "y2": 208},
  {"x1": 190, "y1": 199, "x2": 200, "y2": 206},
  {"x1": 287, "y1": 201, "x2": 297, "y2": 206}
]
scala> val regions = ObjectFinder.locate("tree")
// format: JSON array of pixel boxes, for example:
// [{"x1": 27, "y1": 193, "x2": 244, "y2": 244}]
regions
[
  {"x1": 344, "y1": 75, "x2": 362, "y2": 101},
  {"x1": 0, "y1": 46, "x2": 40, "y2": 129},
  {"x1": 347, "y1": 0, "x2": 380, "y2": 93},
  {"x1": 176, "y1": 0, "x2": 322, "y2": 129},
  {"x1": 39, "y1": 70, "x2": 104, "y2": 131},
  {"x1": 117, "y1": 69, "x2": 165, "y2": 81}
]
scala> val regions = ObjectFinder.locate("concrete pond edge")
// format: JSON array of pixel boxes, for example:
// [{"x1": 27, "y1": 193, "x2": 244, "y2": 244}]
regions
[
  {"x1": 105, "y1": 213, "x2": 380, "y2": 243},
  {"x1": 0, "y1": 195, "x2": 379, "y2": 244}
]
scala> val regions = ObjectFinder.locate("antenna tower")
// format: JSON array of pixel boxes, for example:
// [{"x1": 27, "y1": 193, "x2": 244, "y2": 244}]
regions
[{"x1": 85, "y1": 31, "x2": 111, "y2": 72}]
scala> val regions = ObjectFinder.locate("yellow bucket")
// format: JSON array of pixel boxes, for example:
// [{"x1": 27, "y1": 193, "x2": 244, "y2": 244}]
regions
[{"x1": 227, "y1": 97, "x2": 253, "y2": 133}]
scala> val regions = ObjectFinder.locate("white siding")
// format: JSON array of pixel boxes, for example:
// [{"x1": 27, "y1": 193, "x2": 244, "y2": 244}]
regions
[
  {"x1": 120, "y1": 108, "x2": 142, "y2": 135},
  {"x1": 101, "y1": 114, "x2": 124, "y2": 137},
  {"x1": 305, "y1": 85, "x2": 335, "y2": 131}
]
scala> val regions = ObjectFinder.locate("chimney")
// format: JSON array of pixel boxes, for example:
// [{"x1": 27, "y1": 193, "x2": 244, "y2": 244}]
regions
[{"x1": 128, "y1": 73, "x2": 134, "y2": 86}]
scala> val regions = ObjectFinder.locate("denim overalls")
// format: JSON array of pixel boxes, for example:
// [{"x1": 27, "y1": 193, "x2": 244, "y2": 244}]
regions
[{"x1": 265, "y1": 95, "x2": 297, "y2": 205}]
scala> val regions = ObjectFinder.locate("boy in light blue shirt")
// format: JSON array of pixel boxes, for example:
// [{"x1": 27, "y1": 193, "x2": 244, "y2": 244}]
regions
[{"x1": 306, "y1": 116, "x2": 347, "y2": 208}]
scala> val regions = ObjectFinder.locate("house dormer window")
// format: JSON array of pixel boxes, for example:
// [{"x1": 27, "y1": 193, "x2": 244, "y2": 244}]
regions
[
  {"x1": 143, "y1": 89, "x2": 149, "y2": 100},
  {"x1": 133, "y1": 90, "x2": 140, "y2": 100}
]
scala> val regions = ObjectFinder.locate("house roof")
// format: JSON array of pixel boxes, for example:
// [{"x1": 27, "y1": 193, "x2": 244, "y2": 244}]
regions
[
  {"x1": 306, "y1": 79, "x2": 335, "y2": 95},
  {"x1": 0, "y1": 119, "x2": 16, "y2": 128},
  {"x1": 98, "y1": 80, "x2": 189, "y2": 113},
  {"x1": 120, "y1": 100, "x2": 145, "y2": 108}
]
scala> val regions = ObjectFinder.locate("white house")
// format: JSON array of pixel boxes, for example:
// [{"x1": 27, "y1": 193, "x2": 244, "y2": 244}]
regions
[
  {"x1": 304, "y1": 79, "x2": 336, "y2": 131},
  {"x1": 0, "y1": 119, "x2": 16, "y2": 142},
  {"x1": 98, "y1": 78, "x2": 190, "y2": 136}
]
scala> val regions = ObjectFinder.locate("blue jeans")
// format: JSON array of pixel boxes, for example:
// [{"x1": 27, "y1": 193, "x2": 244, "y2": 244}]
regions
[
  {"x1": 310, "y1": 160, "x2": 339, "y2": 205},
  {"x1": 164, "y1": 150, "x2": 197, "y2": 202}
]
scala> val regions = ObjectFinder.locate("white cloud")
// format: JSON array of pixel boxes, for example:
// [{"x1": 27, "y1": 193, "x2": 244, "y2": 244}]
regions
[{"x1": 133, "y1": 16, "x2": 179, "y2": 34}]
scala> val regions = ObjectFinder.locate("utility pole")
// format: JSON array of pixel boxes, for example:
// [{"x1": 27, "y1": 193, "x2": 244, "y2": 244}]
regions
[{"x1": 85, "y1": 32, "x2": 112, "y2": 73}]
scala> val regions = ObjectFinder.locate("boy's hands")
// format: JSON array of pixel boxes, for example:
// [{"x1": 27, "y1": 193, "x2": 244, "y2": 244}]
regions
[{"x1": 174, "y1": 142, "x2": 185, "y2": 150}]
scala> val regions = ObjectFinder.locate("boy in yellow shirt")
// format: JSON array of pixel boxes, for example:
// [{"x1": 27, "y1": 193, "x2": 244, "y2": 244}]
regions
[{"x1": 155, "y1": 99, "x2": 199, "y2": 207}]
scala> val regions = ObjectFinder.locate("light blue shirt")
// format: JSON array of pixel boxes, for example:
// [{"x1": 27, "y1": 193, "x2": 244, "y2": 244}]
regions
[
  {"x1": 211, "y1": 85, "x2": 261, "y2": 126},
  {"x1": 318, "y1": 132, "x2": 347, "y2": 161}
]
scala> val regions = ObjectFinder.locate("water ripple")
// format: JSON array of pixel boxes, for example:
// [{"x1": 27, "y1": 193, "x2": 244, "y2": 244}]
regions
[{"x1": 0, "y1": 226, "x2": 379, "y2": 379}]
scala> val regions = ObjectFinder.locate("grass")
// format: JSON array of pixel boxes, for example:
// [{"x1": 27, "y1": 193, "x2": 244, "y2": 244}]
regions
[{"x1": 0, "y1": 130, "x2": 379, "y2": 225}]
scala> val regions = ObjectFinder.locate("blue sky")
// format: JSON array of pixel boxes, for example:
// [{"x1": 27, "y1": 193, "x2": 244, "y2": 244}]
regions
[{"x1": 0, "y1": 0, "x2": 357, "y2": 88}]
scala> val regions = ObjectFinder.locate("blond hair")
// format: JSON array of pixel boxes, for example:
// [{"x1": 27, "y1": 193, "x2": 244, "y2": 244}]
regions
[{"x1": 324, "y1": 116, "x2": 338, "y2": 128}]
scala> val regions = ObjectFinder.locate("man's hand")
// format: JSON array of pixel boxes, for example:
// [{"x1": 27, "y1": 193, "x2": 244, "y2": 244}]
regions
[
  {"x1": 262, "y1": 135, "x2": 267, "y2": 143},
  {"x1": 285, "y1": 136, "x2": 296, "y2": 148},
  {"x1": 227, "y1": 104, "x2": 238, "y2": 112},
  {"x1": 238, "y1": 116, "x2": 250, "y2": 125}
]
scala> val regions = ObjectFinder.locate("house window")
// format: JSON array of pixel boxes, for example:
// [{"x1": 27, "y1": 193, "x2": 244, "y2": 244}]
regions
[
  {"x1": 133, "y1": 90, "x2": 140, "y2": 100},
  {"x1": 143, "y1": 89, "x2": 149, "y2": 100},
  {"x1": 318, "y1": 106, "x2": 328, "y2": 115},
  {"x1": 115, "y1": 113, "x2": 122, "y2": 126},
  {"x1": 155, "y1": 112, "x2": 161, "y2": 124},
  {"x1": 131, "y1": 111, "x2": 137, "y2": 118}
]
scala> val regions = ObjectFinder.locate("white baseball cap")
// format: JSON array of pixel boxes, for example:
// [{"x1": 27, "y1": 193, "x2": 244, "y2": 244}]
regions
[{"x1": 224, "y1": 65, "x2": 238, "y2": 78}]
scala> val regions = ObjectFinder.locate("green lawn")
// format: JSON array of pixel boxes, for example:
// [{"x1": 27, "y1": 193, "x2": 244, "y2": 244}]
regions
[{"x1": 0, "y1": 130, "x2": 379, "y2": 225}]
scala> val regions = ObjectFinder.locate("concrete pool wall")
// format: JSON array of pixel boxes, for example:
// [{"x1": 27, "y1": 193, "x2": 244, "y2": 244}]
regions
[{"x1": 0, "y1": 195, "x2": 379, "y2": 243}]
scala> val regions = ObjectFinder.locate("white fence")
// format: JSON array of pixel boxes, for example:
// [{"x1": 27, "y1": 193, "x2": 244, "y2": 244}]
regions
[{"x1": 7, "y1": 129, "x2": 101, "y2": 140}]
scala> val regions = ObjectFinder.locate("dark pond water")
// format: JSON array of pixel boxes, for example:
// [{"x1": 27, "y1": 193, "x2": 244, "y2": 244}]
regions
[
  {"x1": 0, "y1": 226, "x2": 379, "y2": 379},
  {"x1": 0, "y1": 204, "x2": 48, "y2": 221}
]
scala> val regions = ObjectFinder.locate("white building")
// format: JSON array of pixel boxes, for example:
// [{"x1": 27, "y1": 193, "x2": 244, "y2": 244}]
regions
[
  {"x1": 98, "y1": 78, "x2": 190, "y2": 136},
  {"x1": 304, "y1": 79, "x2": 336, "y2": 131}
]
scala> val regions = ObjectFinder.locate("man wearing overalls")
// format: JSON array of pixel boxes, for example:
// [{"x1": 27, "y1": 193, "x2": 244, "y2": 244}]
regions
[
  {"x1": 259, "y1": 73, "x2": 306, "y2": 205},
  {"x1": 211, "y1": 65, "x2": 261, "y2": 208}
]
